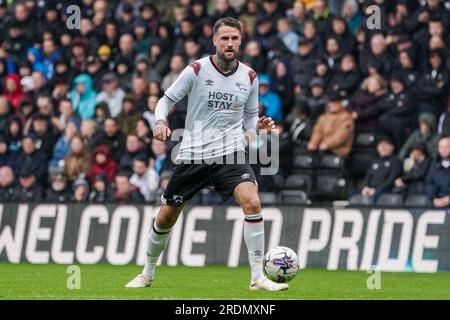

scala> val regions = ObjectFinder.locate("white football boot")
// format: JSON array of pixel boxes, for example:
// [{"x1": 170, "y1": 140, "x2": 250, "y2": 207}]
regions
[
  {"x1": 249, "y1": 277, "x2": 289, "y2": 291},
  {"x1": 125, "y1": 274, "x2": 153, "y2": 288}
]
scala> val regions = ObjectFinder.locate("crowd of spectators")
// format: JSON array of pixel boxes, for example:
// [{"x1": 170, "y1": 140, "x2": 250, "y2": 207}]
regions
[{"x1": 0, "y1": 0, "x2": 448, "y2": 206}]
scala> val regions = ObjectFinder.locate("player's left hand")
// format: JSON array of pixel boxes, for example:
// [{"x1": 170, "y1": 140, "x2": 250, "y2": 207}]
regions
[{"x1": 257, "y1": 116, "x2": 275, "y2": 132}]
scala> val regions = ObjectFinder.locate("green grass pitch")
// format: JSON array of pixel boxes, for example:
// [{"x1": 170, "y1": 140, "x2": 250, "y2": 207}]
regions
[{"x1": 1, "y1": 263, "x2": 449, "y2": 300}]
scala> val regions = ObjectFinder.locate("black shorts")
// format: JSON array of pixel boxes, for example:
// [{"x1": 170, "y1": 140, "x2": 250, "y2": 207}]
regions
[{"x1": 162, "y1": 152, "x2": 257, "y2": 207}]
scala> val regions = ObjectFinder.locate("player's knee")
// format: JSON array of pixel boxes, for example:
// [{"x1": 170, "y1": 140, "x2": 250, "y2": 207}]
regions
[
  {"x1": 156, "y1": 206, "x2": 179, "y2": 228},
  {"x1": 243, "y1": 198, "x2": 261, "y2": 214},
  {"x1": 155, "y1": 214, "x2": 170, "y2": 228}
]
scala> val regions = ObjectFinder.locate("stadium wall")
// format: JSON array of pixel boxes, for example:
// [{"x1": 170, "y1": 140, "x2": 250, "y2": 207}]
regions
[{"x1": 0, "y1": 203, "x2": 449, "y2": 273}]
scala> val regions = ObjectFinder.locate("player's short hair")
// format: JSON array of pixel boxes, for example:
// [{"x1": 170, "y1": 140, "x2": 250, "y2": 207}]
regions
[{"x1": 213, "y1": 17, "x2": 241, "y2": 35}]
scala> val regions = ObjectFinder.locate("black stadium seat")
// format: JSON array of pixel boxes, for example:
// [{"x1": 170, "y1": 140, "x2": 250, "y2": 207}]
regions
[
  {"x1": 354, "y1": 133, "x2": 376, "y2": 148},
  {"x1": 313, "y1": 155, "x2": 347, "y2": 200},
  {"x1": 404, "y1": 195, "x2": 432, "y2": 207},
  {"x1": 375, "y1": 193, "x2": 404, "y2": 206},
  {"x1": 279, "y1": 190, "x2": 308, "y2": 205},
  {"x1": 316, "y1": 174, "x2": 346, "y2": 196},
  {"x1": 348, "y1": 134, "x2": 378, "y2": 180},
  {"x1": 271, "y1": 174, "x2": 285, "y2": 190},
  {"x1": 259, "y1": 192, "x2": 278, "y2": 205},
  {"x1": 349, "y1": 194, "x2": 374, "y2": 206},
  {"x1": 317, "y1": 154, "x2": 345, "y2": 170},
  {"x1": 284, "y1": 174, "x2": 311, "y2": 194},
  {"x1": 292, "y1": 154, "x2": 314, "y2": 169}
]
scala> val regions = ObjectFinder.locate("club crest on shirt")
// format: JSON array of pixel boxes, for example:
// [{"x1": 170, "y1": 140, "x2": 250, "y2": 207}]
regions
[{"x1": 235, "y1": 82, "x2": 247, "y2": 92}]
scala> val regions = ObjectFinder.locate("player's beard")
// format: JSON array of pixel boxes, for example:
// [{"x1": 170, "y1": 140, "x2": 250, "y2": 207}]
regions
[{"x1": 216, "y1": 49, "x2": 237, "y2": 72}]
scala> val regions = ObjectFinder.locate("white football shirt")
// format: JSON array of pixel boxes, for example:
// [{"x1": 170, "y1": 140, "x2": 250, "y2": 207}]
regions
[{"x1": 162, "y1": 55, "x2": 259, "y2": 161}]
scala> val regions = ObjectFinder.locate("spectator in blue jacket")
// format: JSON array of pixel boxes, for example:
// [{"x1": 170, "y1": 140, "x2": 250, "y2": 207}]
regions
[
  {"x1": 258, "y1": 74, "x2": 283, "y2": 122},
  {"x1": 70, "y1": 74, "x2": 97, "y2": 119},
  {"x1": 40, "y1": 38, "x2": 62, "y2": 81},
  {"x1": 27, "y1": 48, "x2": 46, "y2": 75},
  {"x1": 425, "y1": 136, "x2": 450, "y2": 207},
  {"x1": 27, "y1": 41, "x2": 61, "y2": 81}
]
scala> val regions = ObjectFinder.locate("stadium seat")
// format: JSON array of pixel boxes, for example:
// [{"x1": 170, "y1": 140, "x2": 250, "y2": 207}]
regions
[
  {"x1": 404, "y1": 195, "x2": 432, "y2": 207},
  {"x1": 349, "y1": 194, "x2": 374, "y2": 206},
  {"x1": 348, "y1": 133, "x2": 377, "y2": 181},
  {"x1": 271, "y1": 174, "x2": 285, "y2": 190},
  {"x1": 279, "y1": 190, "x2": 308, "y2": 205},
  {"x1": 284, "y1": 174, "x2": 311, "y2": 194},
  {"x1": 292, "y1": 154, "x2": 314, "y2": 169},
  {"x1": 405, "y1": 181, "x2": 425, "y2": 196},
  {"x1": 354, "y1": 133, "x2": 377, "y2": 148},
  {"x1": 348, "y1": 150, "x2": 377, "y2": 179},
  {"x1": 290, "y1": 154, "x2": 314, "y2": 176},
  {"x1": 293, "y1": 142, "x2": 308, "y2": 153},
  {"x1": 317, "y1": 155, "x2": 345, "y2": 170},
  {"x1": 315, "y1": 174, "x2": 347, "y2": 199},
  {"x1": 259, "y1": 192, "x2": 278, "y2": 205},
  {"x1": 292, "y1": 154, "x2": 314, "y2": 173},
  {"x1": 375, "y1": 193, "x2": 404, "y2": 206}
]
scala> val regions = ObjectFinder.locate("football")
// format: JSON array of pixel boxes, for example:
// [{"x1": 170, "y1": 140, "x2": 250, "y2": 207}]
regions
[{"x1": 263, "y1": 246, "x2": 300, "y2": 283}]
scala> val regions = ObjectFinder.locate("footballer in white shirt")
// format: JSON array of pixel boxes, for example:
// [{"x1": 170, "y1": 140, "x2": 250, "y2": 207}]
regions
[{"x1": 126, "y1": 17, "x2": 287, "y2": 291}]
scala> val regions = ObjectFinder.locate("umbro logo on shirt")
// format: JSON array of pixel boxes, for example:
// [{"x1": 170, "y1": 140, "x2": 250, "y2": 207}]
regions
[{"x1": 205, "y1": 79, "x2": 214, "y2": 86}]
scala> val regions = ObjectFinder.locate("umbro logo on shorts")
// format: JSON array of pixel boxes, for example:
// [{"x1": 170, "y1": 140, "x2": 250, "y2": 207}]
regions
[{"x1": 241, "y1": 173, "x2": 251, "y2": 179}]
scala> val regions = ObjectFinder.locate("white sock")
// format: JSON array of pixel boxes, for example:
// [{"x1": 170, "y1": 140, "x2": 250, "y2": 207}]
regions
[
  {"x1": 142, "y1": 223, "x2": 172, "y2": 277},
  {"x1": 244, "y1": 213, "x2": 264, "y2": 282}
]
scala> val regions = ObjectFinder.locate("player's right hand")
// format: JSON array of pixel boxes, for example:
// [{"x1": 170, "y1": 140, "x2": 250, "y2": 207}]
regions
[{"x1": 153, "y1": 121, "x2": 171, "y2": 141}]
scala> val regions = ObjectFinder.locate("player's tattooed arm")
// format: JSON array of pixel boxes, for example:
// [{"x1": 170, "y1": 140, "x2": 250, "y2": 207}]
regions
[
  {"x1": 154, "y1": 94, "x2": 173, "y2": 141},
  {"x1": 153, "y1": 120, "x2": 171, "y2": 142}
]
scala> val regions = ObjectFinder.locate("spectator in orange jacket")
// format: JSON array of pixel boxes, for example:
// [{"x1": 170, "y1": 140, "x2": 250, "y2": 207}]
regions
[{"x1": 307, "y1": 93, "x2": 355, "y2": 157}]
